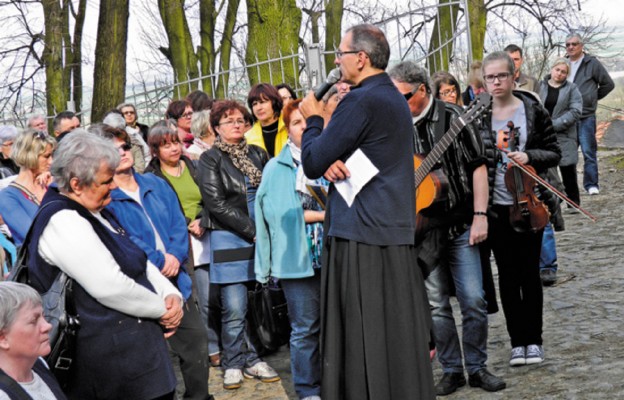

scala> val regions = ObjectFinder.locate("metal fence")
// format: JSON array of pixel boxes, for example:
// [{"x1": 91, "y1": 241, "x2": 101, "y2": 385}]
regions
[{"x1": 1, "y1": 0, "x2": 473, "y2": 126}]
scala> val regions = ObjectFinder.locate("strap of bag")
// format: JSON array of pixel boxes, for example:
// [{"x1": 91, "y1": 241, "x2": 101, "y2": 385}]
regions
[{"x1": 0, "y1": 368, "x2": 33, "y2": 400}]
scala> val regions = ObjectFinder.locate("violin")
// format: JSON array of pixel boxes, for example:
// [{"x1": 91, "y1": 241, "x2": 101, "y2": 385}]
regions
[{"x1": 499, "y1": 121, "x2": 550, "y2": 233}]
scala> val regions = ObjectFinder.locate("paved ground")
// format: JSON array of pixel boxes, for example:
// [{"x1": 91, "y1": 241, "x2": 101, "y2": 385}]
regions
[{"x1": 205, "y1": 148, "x2": 624, "y2": 399}]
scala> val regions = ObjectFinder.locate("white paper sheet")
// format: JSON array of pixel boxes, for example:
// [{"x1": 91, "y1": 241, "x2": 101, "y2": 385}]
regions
[{"x1": 334, "y1": 149, "x2": 379, "y2": 207}]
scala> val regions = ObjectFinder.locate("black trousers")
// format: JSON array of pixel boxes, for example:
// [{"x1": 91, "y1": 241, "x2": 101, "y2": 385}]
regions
[
  {"x1": 488, "y1": 205, "x2": 544, "y2": 348},
  {"x1": 559, "y1": 164, "x2": 581, "y2": 205},
  {"x1": 168, "y1": 297, "x2": 211, "y2": 400}
]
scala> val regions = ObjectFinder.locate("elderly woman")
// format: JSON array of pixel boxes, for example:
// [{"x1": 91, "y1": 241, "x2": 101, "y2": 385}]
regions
[
  {"x1": 25, "y1": 132, "x2": 183, "y2": 399},
  {"x1": 101, "y1": 126, "x2": 212, "y2": 400},
  {"x1": 187, "y1": 110, "x2": 216, "y2": 159},
  {"x1": 166, "y1": 100, "x2": 195, "y2": 148},
  {"x1": 0, "y1": 126, "x2": 19, "y2": 179},
  {"x1": 198, "y1": 100, "x2": 277, "y2": 390},
  {"x1": 245, "y1": 83, "x2": 287, "y2": 157},
  {"x1": 0, "y1": 130, "x2": 56, "y2": 246},
  {"x1": 255, "y1": 99, "x2": 326, "y2": 400},
  {"x1": 0, "y1": 282, "x2": 67, "y2": 399},
  {"x1": 432, "y1": 71, "x2": 463, "y2": 106}
]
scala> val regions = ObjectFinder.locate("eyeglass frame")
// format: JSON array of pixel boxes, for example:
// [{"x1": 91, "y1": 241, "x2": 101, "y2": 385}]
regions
[
  {"x1": 483, "y1": 72, "x2": 512, "y2": 83},
  {"x1": 565, "y1": 41, "x2": 581, "y2": 48},
  {"x1": 335, "y1": 49, "x2": 362, "y2": 59}
]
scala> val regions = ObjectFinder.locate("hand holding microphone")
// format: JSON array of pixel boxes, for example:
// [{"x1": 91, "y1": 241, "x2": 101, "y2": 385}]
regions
[{"x1": 301, "y1": 68, "x2": 342, "y2": 119}]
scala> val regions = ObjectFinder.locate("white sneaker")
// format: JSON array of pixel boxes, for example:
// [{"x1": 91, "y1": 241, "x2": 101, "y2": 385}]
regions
[
  {"x1": 223, "y1": 368, "x2": 243, "y2": 390},
  {"x1": 509, "y1": 346, "x2": 526, "y2": 366},
  {"x1": 301, "y1": 396, "x2": 321, "y2": 400},
  {"x1": 243, "y1": 361, "x2": 280, "y2": 383},
  {"x1": 526, "y1": 344, "x2": 544, "y2": 364},
  {"x1": 588, "y1": 187, "x2": 600, "y2": 195}
]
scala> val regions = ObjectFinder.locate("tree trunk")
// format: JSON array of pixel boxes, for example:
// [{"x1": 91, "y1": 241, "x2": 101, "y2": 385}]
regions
[
  {"x1": 467, "y1": 0, "x2": 486, "y2": 62},
  {"x1": 245, "y1": 0, "x2": 301, "y2": 86},
  {"x1": 70, "y1": 0, "x2": 87, "y2": 117},
  {"x1": 427, "y1": 0, "x2": 458, "y2": 73},
  {"x1": 158, "y1": 0, "x2": 199, "y2": 99},
  {"x1": 199, "y1": 0, "x2": 217, "y2": 97},
  {"x1": 41, "y1": 0, "x2": 68, "y2": 119},
  {"x1": 324, "y1": 0, "x2": 343, "y2": 74},
  {"x1": 216, "y1": 0, "x2": 241, "y2": 98},
  {"x1": 91, "y1": 0, "x2": 129, "y2": 123}
]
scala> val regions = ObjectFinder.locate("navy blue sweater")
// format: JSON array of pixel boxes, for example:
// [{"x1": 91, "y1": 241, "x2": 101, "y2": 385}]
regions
[{"x1": 301, "y1": 72, "x2": 415, "y2": 246}]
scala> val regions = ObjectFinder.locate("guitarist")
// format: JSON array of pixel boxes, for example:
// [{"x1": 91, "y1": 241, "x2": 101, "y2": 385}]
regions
[{"x1": 389, "y1": 61, "x2": 506, "y2": 396}]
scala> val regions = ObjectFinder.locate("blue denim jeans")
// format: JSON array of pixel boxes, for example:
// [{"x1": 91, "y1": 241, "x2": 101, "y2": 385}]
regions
[
  {"x1": 281, "y1": 272, "x2": 321, "y2": 399},
  {"x1": 195, "y1": 265, "x2": 222, "y2": 356},
  {"x1": 220, "y1": 282, "x2": 260, "y2": 369},
  {"x1": 578, "y1": 115, "x2": 599, "y2": 190},
  {"x1": 425, "y1": 229, "x2": 488, "y2": 375},
  {"x1": 539, "y1": 223, "x2": 558, "y2": 272}
]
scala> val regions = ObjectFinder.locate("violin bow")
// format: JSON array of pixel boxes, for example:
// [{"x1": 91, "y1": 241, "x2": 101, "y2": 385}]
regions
[{"x1": 504, "y1": 153, "x2": 598, "y2": 222}]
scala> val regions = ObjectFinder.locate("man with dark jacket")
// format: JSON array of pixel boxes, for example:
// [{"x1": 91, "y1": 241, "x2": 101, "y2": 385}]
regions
[
  {"x1": 565, "y1": 33, "x2": 614, "y2": 195},
  {"x1": 388, "y1": 61, "x2": 505, "y2": 396},
  {"x1": 505, "y1": 44, "x2": 538, "y2": 93}
]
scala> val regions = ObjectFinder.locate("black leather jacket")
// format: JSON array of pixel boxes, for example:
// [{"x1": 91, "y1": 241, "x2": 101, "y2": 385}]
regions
[
  {"x1": 480, "y1": 90, "x2": 562, "y2": 215},
  {"x1": 197, "y1": 144, "x2": 268, "y2": 241}
]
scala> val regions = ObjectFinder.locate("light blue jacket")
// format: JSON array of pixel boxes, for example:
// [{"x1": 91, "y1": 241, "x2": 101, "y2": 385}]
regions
[
  {"x1": 254, "y1": 146, "x2": 313, "y2": 283},
  {"x1": 107, "y1": 171, "x2": 193, "y2": 300}
]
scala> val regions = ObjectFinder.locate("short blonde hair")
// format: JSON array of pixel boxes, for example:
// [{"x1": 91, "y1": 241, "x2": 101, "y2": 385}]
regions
[
  {"x1": 551, "y1": 57, "x2": 571, "y2": 74},
  {"x1": 10, "y1": 129, "x2": 56, "y2": 169}
]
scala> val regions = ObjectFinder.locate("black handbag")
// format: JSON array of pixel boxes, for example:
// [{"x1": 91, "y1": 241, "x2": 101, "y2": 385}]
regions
[
  {"x1": 247, "y1": 279, "x2": 291, "y2": 351},
  {"x1": 7, "y1": 201, "x2": 79, "y2": 389}
]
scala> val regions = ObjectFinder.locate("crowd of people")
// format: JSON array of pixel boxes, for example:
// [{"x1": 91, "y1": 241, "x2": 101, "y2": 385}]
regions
[{"x1": 0, "y1": 23, "x2": 614, "y2": 400}]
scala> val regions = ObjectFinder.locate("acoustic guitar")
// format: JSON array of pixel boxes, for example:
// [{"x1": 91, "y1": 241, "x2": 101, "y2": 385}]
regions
[{"x1": 414, "y1": 92, "x2": 492, "y2": 232}]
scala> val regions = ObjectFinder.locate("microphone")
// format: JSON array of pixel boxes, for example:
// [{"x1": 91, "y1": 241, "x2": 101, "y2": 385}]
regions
[{"x1": 314, "y1": 68, "x2": 342, "y2": 100}]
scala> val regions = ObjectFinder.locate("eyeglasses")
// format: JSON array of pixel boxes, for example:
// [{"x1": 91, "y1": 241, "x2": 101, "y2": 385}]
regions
[
  {"x1": 483, "y1": 72, "x2": 512, "y2": 83},
  {"x1": 439, "y1": 89, "x2": 457, "y2": 97},
  {"x1": 116, "y1": 143, "x2": 132, "y2": 153},
  {"x1": 403, "y1": 84, "x2": 422, "y2": 101},
  {"x1": 335, "y1": 49, "x2": 361, "y2": 59},
  {"x1": 565, "y1": 42, "x2": 580, "y2": 48},
  {"x1": 180, "y1": 112, "x2": 193, "y2": 119},
  {"x1": 219, "y1": 119, "x2": 246, "y2": 127},
  {"x1": 32, "y1": 131, "x2": 46, "y2": 140},
  {"x1": 122, "y1": 110, "x2": 135, "y2": 115}
]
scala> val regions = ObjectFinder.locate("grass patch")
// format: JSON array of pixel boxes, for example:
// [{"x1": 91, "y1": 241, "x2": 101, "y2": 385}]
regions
[{"x1": 605, "y1": 153, "x2": 624, "y2": 170}]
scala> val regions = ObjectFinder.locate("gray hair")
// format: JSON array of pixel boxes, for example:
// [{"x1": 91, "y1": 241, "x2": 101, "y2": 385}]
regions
[
  {"x1": 51, "y1": 132, "x2": 120, "y2": 192},
  {"x1": 346, "y1": 24, "x2": 390, "y2": 70},
  {"x1": 103, "y1": 113, "x2": 126, "y2": 130},
  {"x1": 116, "y1": 103, "x2": 136, "y2": 113},
  {"x1": 27, "y1": 115, "x2": 46, "y2": 128},
  {"x1": 0, "y1": 282, "x2": 42, "y2": 332},
  {"x1": 482, "y1": 51, "x2": 515, "y2": 76},
  {"x1": 565, "y1": 33, "x2": 583, "y2": 45},
  {"x1": 388, "y1": 61, "x2": 432, "y2": 93},
  {"x1": 191, "y1": 110, "x2": 212, "y2": 138},
  {"x1": 0, "y1": 125, "x2": 18, "y2": 143},
  {"x1": 551, "y1": 57, "x2": 571, "y2": 73}
]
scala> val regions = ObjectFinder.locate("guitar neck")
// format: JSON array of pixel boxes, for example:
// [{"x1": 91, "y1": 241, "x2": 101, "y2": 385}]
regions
[{"x1": 414, "y1": 117, "x2": 465, "y2": 187}]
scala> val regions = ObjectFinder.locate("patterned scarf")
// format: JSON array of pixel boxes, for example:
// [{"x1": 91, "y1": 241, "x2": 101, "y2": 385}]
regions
[{"x1": 214, "y1": 137, "x2": 263, "y2": 187}]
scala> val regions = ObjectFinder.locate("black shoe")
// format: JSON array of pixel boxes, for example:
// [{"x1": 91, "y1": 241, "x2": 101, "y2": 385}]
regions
[
  {"x1": 435, "y1": 372, "x2": 466, "y2": 396},
  {"x1": 540, "y1": 269, "x2": 557, "y2": 286},
  {"x1": 468, "y1": 369, "x2": 506, "y2": 392}
]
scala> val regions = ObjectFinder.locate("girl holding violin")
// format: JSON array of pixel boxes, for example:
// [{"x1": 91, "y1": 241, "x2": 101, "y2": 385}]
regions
[{"x1": 479, "y1": 51, "x2": 561, "y2": 367}]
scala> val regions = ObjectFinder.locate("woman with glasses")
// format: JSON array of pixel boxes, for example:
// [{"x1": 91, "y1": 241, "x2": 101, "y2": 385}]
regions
[
  {"x1": 166, "y1": 100, "x2": 195, "y2": 149},
  {"x1": 245, "y1": 83, "x2": 287, "y2": 157},
  {"x1": 26, "y1": 132, "x2": 183, "y2": 399},
  {"x1": 479, "y1": 51, "x2": 560, "y2": 367},
  {"x1": 118, "y1": 103, "x2": 149, "y2": 142},
  {"x1": 0, "y1": 130, "x2": 56, "y2": 247},
  {"x1": 432, "y1": 71, "x2": 463, "y2": 106},
  {"x1": 102, "y1": 126, "x2": 213, "y2": 400},
  {"x1": 197, "y1": 100, "x2": 278, "y2": 391}
]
